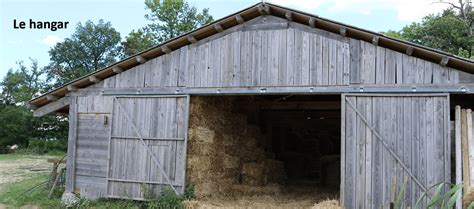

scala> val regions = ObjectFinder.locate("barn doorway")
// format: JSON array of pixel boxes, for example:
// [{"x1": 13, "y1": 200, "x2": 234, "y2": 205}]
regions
[{"x1": 185, "y1": 95, "x2": 341, "y2": 208}]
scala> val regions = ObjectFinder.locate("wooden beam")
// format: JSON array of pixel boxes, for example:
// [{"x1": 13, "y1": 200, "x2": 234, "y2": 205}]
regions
[
  {"x1": 235, "y1": 14, "x2": 244, "y2": 24},
  {"x1": 405, "y1": 46, "x2": 414, "y2": 56},
  {"x1": 213, "y1": 23, "x2": 223, "y2": 32},
  {"x1": 89, "y1": 75, "x2": 101, "y2": 84},
  {"x1": 187, "y1": 35, "x2": 197, "y2": 44},
  {"x1": 46, "y1": 95, "x2": 59, "y2": 101},
  {"x1": 27, "y1": 103, "x2": 38, "y2": 110},
  {"x1": 285, "y1": 11, "x2": 293, "y2": 21},
  {"x1": 136, "y1": 55, "x2": 147, "y2": 64},
  {"x1": 33, "y1": 96, "x2": 70, "y2": 117},
  {"x1": 259, "y1": 101, "x2": 341, "y2": 110},
  {"x1": 112, "y1": 66, "x2": 123, "y2": 73},
  {"x1": 65, "y1": 96, "x2": 77, "y2": 192},
  {"x1": 440, "y1": 56, "x2": 450, "y2": 66},
  {"x1": 372, "y1": 36, "x2": 379, "y2": 46},
  {"x1": 257, "y1": 4, "x2": 270, "y2": 15},
  {"x1": 308, "y1": 18, "x2": 317, "y2": 27},
  {"x1": 161, "y1": 45, "x2": 171, "y2": 54},
  {"x1": 67, "y1": 85, "x2": 78, "y2": 92},
  {"x1": 339, "y1": 27, "x2": 347, "y2": 37}
]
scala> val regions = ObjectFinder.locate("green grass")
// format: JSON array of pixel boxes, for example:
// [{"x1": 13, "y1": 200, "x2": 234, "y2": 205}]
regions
[
  {"x1": 0, "y1": 151, "x2": 66, "y2": 161},
  {"x1": 0, "y1": 174, "x2": 142, "y2": 208}
]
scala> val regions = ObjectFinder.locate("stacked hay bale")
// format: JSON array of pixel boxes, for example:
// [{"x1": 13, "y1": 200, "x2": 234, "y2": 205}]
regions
[{"x1": 187, "y1": 96, "x2": 286, "y2": 198}]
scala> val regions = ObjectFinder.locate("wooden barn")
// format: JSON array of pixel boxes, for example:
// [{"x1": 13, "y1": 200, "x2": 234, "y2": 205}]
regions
[{"x1": 28, "y1": 3, "x2": 474, "y2": 208}]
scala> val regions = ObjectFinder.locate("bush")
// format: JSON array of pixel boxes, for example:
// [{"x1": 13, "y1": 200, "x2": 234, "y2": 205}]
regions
[
  {"x1": 27, "y1": 139, "x2": 67, "y2": 154},
  {"x1": 144, "y1": 184, "x2": 195, "y2": 209}
]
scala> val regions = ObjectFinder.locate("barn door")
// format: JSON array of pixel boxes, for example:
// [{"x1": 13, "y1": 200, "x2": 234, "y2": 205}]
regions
[
  {"x1": 341, "y1": 94, "x2": 450, "y2": 209},
  {"x1": 106, "y1": 95, "x2": 189, "y2": 200}
]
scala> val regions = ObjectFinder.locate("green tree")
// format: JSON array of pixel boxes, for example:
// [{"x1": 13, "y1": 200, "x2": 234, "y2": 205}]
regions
[
  {"x1": 385, "y1": 1, "x2": 473, "y2": 59},
  {"x1": 122, "y1": 0, "x2": 213, "y2": 56},
  {"x1": 0, "y1": 60, "x2": 68, "y2": 153},
  {"x1": 46, "y1": 20, "x2": 121, "y2": 87}
]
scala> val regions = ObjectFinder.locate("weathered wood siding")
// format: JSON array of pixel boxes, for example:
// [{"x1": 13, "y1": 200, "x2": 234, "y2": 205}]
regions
[
  {"x1": 99, "y1": 16, "x2": 470, "y2": 90},
  {"x1": 107, "y1": 96, "x2": 188, "y2": 200},
  {"x1": 72, "y1": 96, "x2": 113, "y2": 198},
  {"x1": 342, "y1": 94, "x2": 450, "y2": 209}
]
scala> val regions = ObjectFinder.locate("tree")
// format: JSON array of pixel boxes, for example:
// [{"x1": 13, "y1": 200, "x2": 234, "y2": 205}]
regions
[
  {"x1": 0, "y1": 60, "x2": 68, "y2": 153},
  {"x1": 46, "y1": 20, "x2": 121, "y2": 87},
  {"x1": 385, "y1": 1, "x2": 473, "y2": 59},
  {"x1": 1, "y1": 59, "x2": 45, "y2": 105},
  {"x1": 122, "y1": 0, "x2": 213, "y2": 56}
]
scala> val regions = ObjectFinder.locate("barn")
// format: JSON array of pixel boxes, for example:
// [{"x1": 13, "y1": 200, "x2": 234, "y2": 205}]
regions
[{"x1": 28, "y1": 3, "x2": 474, "y2": 208}]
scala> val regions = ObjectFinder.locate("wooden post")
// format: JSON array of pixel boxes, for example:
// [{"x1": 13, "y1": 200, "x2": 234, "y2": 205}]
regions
[
  {"x1": 462, "y1": 108, "x2": 470, "y2": 193},
  {"x1": 467, "y1": 109, "x2": 473, "y2": 186},
  {"x1": 65, "y1": 96, "x2": 77, "y2": 192},
  {"x1": 455, "y1": 106, "x2": 462, "y2": 209}
]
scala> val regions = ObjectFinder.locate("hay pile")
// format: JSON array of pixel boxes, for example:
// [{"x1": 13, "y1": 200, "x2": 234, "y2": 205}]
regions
[{"x1": 187, "y1": 96, "x2": 286, "y2": 198}]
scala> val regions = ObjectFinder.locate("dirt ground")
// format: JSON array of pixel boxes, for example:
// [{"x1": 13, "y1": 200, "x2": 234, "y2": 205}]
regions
[{"x1": 0, "y1": 155, "x2": 55, "y2": 191}]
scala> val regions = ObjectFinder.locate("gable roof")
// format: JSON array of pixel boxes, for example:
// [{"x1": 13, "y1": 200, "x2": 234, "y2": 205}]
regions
[{"x1": 29, "y1": 2, "x2": 474, "y2": 109}]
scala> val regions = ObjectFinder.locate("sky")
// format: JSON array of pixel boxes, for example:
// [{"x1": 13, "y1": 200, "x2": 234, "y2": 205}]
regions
[{"x1": 0, "y1": 0, "x2": 450, "y2": 80}]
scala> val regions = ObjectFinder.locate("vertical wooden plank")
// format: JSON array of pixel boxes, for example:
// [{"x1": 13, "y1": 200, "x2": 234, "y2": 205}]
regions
[
  {"x1": 278, "y1": 30, "x2": 287, "y2": 86},
  {"x1": 411, "y1": 98, "x2": 420, "y2": 206},
  {"x1": 455, "y1": 106, "x2": 462, "y2": 209},
  {"x1": 322, "y1": 37, "x2": 329, "y2": 85},
  {"x1": 65, "y1": 96, "x2": 77, "y2": 192},
  {"x1": 384, "y1": 49, "x2": 396, "y2": 84},
  {"x1": 294, "y1": 29, "x2": 303, "y2": 85},
  {"x1": 286, "y1": 28, "x2": 295, "y2": 85},
  {"x1": 365, "y1": 97, "x2": 372, "y2": 208},
  {"x1": 402, "y1": 55, "x2": 415, "y2": 84},
  {"x1": 336, "y1": 41, "x2": 344, "y2": 85},
  {"x1": 340, "y1": 95, "x2": 346, "y2": 206},
  {"x1": 343, "y1": 42, "x2": 350, "y2": 85},
  {"x1": 467, "y1": 109, "x2": 474, "y2": 186},
  {"x1": 434, "y1": 97, "x2": 446, "y2": 190},
  {"x1": 224, "y1": 33, "x2": 234, "y2": 87},
  {"x1": 233, "y1": 32, "x2": 242, "y2": 87},
  {"x1": 309, "y1": 34, "x2": 318, "y2": 85},
  {"x1": 375, "y1": 46, "x2": 385, "y2": 84},
  {"x1": 260, "y1": 30, "x2": 269, "y2": 86},
  {"x1": 396, "y1": 53, "x2": 403, "y2": 84},
  {"x1": 361, "y1": 42, "x2": 376, "y2": 84},
  {"x1": 426, "y1": 97, "x2": 436, "y2": 190},
  {"x1": 270, "y1": 30, "x2": 280, "y2": 86},
  {"x1": 423, "y1": 61, "x2": 433, "y2": 84},
  {"x1": 301, "y1": 31, "x2": 310, "y2": 85},
  {"x1": 449, "y1": 68, "x2": 460, "y2": 84},
  {"x1": 404, "y1": 97, "x2": 413, "y2": 207},
  {"x1": 211, "y1": 37, "x2": 220, "y2": 87},
  {"x1": 251, "y1": 31, "x2": 262, "y2": 86},
  {"x1": 440, "y1": 66, "x2": 449, "y2": 83},
  {"x1": 345, "y1": 96, "x2": 357, "y2": 209},
  {"x1": 328, "y1": 39, "x2": 337, "y2": 85},
  {"x1": 372, "y1": 97, "x2": 383, "y2": 208},
  {"x1": 418, "y1": 97, "x2": 428, "y2": 208},
  {"x1": 178, "y1": 46, "x2": 188, "y2": 87},
  {"x1": 445, "y1": 97, "x2": 451, "y2": 192},
  {"x1": 432, "y1": 64, "x2": 442, "y2": 84},
  {"x1": 349, "y1": 38, "x2": 361, "y2": 84},
  {"x1": 416, "y1": 59, "x2": 425, "y2": 84},
  {"x1": 356, "y1": 97, "x2": 366, "y2": 209},
  {"x1": 395, "y1": 97, "x2": 404, "y2": 207}
]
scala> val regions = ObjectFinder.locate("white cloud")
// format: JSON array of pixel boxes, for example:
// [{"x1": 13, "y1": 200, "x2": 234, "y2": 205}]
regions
[
  {"x1": 268, "y1": 0, "x2": 450, "y2": 22},
  {"x1": 41, "y1": 35, "x2": 63, "y2": 45}
]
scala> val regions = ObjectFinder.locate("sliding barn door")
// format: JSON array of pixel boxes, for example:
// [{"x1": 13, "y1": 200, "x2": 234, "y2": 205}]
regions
[
  {"x1": 341, "y1": 94, "x2": 450, "y2": 209},
  {"x1": 106, "y1": 95, "x2": 189, "y2": 200}
]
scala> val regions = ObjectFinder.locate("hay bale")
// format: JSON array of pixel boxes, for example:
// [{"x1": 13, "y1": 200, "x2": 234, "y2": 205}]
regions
[
  {"x1": 241, "y1": 162, "x2": 265, "y2": 186},
  {"x1": 463, "y1": 188, "x2": 474, "y2": 209},
  {"x1": 223, "y1": 155, "x2": 240, "y2": 169},
  {"x1": 311, "y1": 199, "x2": 342, "y2": 209},
  {"x1": 190, "y1": 126, "x2": 216, "y2": 144},
  {"x1": 230, "y1": 183, "x2": 282, "y2": 196}
]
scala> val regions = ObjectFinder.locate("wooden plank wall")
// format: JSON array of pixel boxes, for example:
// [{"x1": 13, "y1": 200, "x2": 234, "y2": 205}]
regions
[
  {"x1": 73, "y1": 96, "x2": 113, "y2": 198},
  {"x1": 97, "y1": 16, "x2": 470, "y2": 90},
  {"x1": 342, "y1": 95, "x2": 449, "y2": 208},
  {"x1": 107, "y1": 97, "x2": 187, "y2": 199}
]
